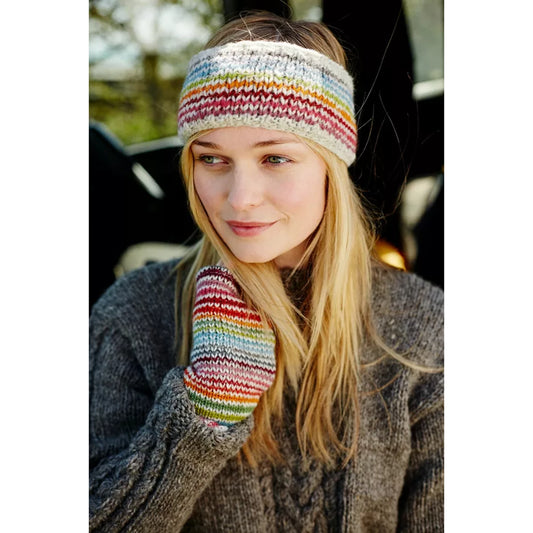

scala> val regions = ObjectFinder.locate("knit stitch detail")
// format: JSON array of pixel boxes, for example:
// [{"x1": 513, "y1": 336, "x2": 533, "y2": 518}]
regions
[
  {"x1": 259, "y1": 388, "x2": 343, "y2": 532},
  {"x1": 177, "y1": 40, "x2": 357, "y2": 166},
  {"x1": 184, "y1": 266, "x2": 276, "y2": 426}
]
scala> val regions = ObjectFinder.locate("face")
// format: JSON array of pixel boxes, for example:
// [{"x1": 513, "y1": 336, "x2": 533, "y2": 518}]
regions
[{"x1": 191, "y1": 127, "x2": 327, "y2": 268}]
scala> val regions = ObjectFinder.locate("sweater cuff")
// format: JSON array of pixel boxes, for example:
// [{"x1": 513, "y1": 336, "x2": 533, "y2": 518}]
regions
[{"x1": 159, "y1": 366, "x2": 254, "y2": 452}]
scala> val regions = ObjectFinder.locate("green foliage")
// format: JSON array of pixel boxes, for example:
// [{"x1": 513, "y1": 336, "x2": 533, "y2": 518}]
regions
[
  {"x1": 89, "y1": 78, "x2": 182, "y2": 145},
  {"x1": 89, "y1": 0, "x2": 224, "y2": 145}
]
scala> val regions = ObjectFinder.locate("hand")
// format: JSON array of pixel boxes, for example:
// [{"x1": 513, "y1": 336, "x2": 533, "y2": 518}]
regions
[{"x1": 183, "y1": 266, "x2": 276, "y2": 426}]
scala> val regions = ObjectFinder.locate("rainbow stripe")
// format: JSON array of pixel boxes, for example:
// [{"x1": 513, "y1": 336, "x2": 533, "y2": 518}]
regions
[
  {"x1": 177, "y1": 40, "x2": 357, "y2": 166},
  {"x1": 184, "y1": 266, "x2": 276, "y2": 426}
]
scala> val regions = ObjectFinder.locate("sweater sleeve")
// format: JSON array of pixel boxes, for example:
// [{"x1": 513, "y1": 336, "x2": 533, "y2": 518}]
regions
[
  {"x1": 89, "y1": 277, "x2": 253, "y2": 532},
  {"x1": 394, "y1": 273, "x2": 444, "y2": 532},
  {"x1": 396, "y1": 390, "x2": 444, "y2": 532}
]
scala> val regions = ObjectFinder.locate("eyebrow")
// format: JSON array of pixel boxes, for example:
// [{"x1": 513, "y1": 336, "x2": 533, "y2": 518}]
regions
[
  {"x1": 192, "y1": 138, "x2": 301, "y2": 149},
  {"x1": 192, "y1": 140, "x2": 219, "y2": 148}
]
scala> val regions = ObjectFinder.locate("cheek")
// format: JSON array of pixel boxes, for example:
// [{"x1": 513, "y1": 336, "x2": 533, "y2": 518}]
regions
[
  {"x1": 283, "y1": 175, "x2": 326, "y2": 224},
  {"x1": 193, "y1": 174, "x2": 218, "y2": 216},
  {"x1": 305, "y1": 192, "x2": 326, "y2": 230}
]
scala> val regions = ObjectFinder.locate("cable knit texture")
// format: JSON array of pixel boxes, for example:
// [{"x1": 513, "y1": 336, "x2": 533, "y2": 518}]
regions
[
  {"x1": 183, "y1": 265, "x2": 276, "y2": 426},
  {"x1": 90, "y1": 259, "x2": 443, "y2": 532}
]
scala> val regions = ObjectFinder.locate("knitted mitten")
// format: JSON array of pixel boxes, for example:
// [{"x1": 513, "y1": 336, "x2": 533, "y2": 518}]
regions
[{"x1": 183, "y1": 265, "x2": 276, "y2": 427}]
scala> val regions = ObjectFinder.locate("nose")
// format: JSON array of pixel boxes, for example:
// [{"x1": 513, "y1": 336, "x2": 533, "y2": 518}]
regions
[{"x1": 227, "y1": 165, "x2": 263, "y2": 211}]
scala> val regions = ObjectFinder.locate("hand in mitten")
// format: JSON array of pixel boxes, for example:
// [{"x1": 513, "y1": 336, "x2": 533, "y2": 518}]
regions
[{"x1": 183, "y1": 266, "x2": 276, "y2": 427}]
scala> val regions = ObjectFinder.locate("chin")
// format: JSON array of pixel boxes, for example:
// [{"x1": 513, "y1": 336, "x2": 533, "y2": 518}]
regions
[
  {"x1": 228, "y1": 247, "x2": 277, "y2": 265},
  {"x1": 233, "y1": 254, "x2": 275, "y2": 265}
]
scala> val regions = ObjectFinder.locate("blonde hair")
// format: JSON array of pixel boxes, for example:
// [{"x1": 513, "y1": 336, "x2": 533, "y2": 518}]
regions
[{"x1": 175, "y1": 13, "x2": 399, "y2": 467}]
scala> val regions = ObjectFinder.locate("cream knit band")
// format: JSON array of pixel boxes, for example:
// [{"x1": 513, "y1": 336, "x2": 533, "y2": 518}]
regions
[{"x1": 177, "y1": 40, "x2": 357, "y2": 166}]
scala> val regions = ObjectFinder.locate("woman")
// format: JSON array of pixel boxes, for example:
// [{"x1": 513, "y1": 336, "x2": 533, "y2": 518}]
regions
[{"x1": 89, "y1": 12, "x2": 443, "y2": 532}]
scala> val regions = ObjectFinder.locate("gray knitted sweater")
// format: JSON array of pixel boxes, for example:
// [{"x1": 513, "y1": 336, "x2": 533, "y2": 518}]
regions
[{"x1": 89, "y1": 259, "x2": 443, "y2": 532}]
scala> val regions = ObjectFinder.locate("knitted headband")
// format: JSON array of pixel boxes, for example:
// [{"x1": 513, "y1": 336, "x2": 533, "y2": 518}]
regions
[{"x1": 177, "y1": 40, "x2": 357, "y2": 166}]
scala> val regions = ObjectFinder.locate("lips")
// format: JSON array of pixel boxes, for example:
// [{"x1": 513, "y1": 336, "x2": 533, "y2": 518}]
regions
[{"x1": 226, "y1": 220, "x2": 277, "y2": 237}]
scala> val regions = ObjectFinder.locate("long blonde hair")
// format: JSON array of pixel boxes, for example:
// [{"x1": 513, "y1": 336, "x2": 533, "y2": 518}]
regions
[{"x1": 176, "y1": 13, "x2": 378, "y2": 467}]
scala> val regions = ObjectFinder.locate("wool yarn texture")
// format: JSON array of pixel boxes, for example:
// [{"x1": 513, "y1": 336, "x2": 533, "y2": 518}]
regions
[
  {"x1": 177, "y1": 40, "x2": 357, "y2": 166},
  {"x1": 183, "y1": 266, "x2": 277, "y2": 426}
]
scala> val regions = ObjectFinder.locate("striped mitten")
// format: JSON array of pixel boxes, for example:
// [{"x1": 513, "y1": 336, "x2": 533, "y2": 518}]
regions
[{"x1": 183, "y1": 265, "x2": 276, "y2": 427}]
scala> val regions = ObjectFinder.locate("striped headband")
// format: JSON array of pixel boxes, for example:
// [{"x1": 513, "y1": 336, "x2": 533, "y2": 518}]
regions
[{"x1": 177, "y1": 40, "x2": 357, "y2": 166}]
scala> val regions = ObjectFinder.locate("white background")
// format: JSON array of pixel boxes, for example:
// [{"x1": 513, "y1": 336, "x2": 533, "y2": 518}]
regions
[{"x1": 1, "y1": 1, "x2": 532, "y2": 530}]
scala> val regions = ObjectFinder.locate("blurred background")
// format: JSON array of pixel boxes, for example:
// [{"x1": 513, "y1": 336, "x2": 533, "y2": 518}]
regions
[{"x1": 89, "y1": 0, "x2": 444, "y2": 309}]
